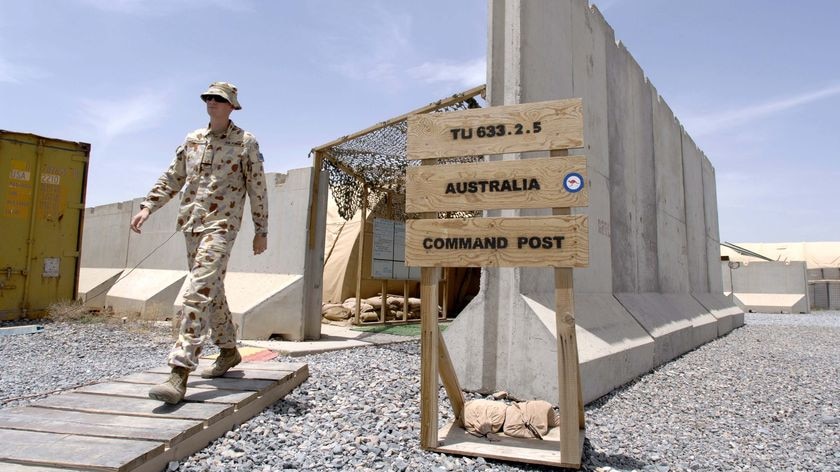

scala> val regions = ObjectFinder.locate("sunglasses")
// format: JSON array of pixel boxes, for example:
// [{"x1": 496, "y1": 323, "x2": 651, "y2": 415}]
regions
[{"x1": 203, "y1": 95, "x2": 229, "y2": 104}]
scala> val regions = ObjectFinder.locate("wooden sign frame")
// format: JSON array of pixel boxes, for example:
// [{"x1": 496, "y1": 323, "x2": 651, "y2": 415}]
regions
[
  {"x1": 406, "y1": 155, "x2": 589, "y2": 213},
  {"x1": 405, "y1": 215, "x2": 589, "y2": 268},
  {"x1": 408, "y1": 99, "x2": 587, "y2": 469},
  {"x1": 406, "y1": 98, "x2": 583, "y2": 160}
]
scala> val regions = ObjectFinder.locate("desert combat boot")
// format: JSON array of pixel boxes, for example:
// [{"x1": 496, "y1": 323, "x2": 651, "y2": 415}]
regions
[
  {"x1": 200, "y1": 347, "x2": 242, "y2": 378},
  {"x1": 148, "y1": 366, "x2": 189, "y2": 404}
]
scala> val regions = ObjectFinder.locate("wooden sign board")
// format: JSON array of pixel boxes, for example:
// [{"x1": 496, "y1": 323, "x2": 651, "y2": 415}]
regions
[
  {"x1": 406, "y1": 98, "x2": 583, "y2": 160},
  {"x1": 405, "y1": 216, "x2": 588, "y2": 268},
  {"x1": 406, "y1": 156, "x2": 588, "y2": 213}
]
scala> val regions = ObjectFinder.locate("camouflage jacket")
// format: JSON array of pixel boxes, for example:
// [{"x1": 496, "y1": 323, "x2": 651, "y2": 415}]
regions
[{"x1": 141, "y1": 120, "x2": 268, "y2": 235}]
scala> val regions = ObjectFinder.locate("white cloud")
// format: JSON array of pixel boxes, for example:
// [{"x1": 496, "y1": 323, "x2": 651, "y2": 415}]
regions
[
  {"x1": 0, "y1": 56, "x2": 47, "y2": 83},
  {"x1": 78, "y1": 89, "x2": 171, "y2": 146},
  {"x1": 77, "y1": 0, "x2": 253, "y2": 15},
  {"x1": 317, "y1": 5, "x2": 412, "y2": 86},
  {"x1": 408, "y1": 58, "x2": 486, "y2": 88},
  {"x1": 685, "y1": 83, "x2": 840, "y2": 136}
]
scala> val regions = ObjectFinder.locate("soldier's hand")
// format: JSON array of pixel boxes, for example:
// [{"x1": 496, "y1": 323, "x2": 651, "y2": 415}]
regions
[
  {"x1": 253, "y1": 234, "x2": 267, "y2": 255},
  {"x1": 130, "y1": 208, "x2": 150, "y2": 234}
]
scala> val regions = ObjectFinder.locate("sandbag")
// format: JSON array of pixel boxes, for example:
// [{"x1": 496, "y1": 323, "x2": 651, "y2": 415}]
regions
[
  {"x1": 463, "y1": 399, "x2": 507, "y2": 437},
  {"x1": 322, "y1": 306, "x2": 351, "y2": 321},
  {"x1": 386, "y1": 296, "x2": 405, "y2": 309},
  {"x1": 363, "y1": 296, "x2": 385, "y2": 310},
  {"x1": 502, "y1": 400, "x2": 559, "y2": 439},
  {"x1": 342, "y1": 298, "x2": 374, "y2": 313}
]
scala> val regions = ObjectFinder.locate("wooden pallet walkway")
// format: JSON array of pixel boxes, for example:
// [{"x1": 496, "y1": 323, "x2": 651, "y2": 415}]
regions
[{"x1": 0, "y1": 360, "x2": 308, "y2": 472}]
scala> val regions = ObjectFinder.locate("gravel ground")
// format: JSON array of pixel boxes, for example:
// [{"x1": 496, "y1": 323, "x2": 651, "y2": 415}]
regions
[{"x1": 1, "y1": 312, "x2": 838, "y2": 472}]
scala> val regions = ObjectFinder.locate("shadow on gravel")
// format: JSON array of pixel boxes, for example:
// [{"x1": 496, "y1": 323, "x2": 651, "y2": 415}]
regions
[
  {"x1": 268, "y1": 398, "x2": 311, "y2": 417},
  {"x1": 584, "y1": 448, "x2": 648, "y2": 471}
]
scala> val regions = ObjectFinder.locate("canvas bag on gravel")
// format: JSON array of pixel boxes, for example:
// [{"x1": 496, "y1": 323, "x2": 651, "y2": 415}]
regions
[
  {"x1": 322, "y1": 305, "x2": 351, "y2": 321},
  {"x1": 502, "y1": 400, "x2": 560, "y2": 439},
  {"x1": 463, "y1": 399, "x2": 507, "y2": 437},
  {"x1": 342, "y1": 298, "x2": 374, "y2": 313},
  {"x1": 363, "y1": 296, "x2": 384, "y2": 310}
]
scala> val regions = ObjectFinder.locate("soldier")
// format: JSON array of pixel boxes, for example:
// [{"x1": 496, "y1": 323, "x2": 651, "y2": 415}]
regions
[{"x1": 130, "y1": 82, "x2": 268, "y2": 404}]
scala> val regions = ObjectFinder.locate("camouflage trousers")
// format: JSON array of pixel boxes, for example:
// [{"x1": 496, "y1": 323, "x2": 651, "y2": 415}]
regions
[{"x1": 167, "y1": 228, "x2": 238, "y2": 371}]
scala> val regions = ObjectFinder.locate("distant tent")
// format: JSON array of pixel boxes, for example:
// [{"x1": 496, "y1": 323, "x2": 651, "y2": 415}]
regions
[
  {"x1": 321, "y1": 191, "x2": 479, "y2": 316},
  {"x1": 720, "y1": 242, "x2": 840, "y2": 268}
]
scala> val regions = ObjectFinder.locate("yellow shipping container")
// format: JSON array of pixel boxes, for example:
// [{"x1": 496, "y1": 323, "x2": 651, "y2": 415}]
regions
[{"x1": 0, "y1": 130, "x2": 90, "y2": 320}]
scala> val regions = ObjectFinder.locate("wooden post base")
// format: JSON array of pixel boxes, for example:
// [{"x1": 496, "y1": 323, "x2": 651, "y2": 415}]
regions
[{"x1": 429, "y1": 421, "x2": 584, "y2": 469}]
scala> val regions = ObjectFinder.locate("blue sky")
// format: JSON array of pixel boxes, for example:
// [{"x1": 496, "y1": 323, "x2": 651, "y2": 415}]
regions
[{"x1": 1, "y1": 0, "x2": 837, "y2": 243}]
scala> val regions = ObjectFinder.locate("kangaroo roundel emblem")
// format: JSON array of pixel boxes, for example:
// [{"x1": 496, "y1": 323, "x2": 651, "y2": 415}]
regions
[{"x1": 563, "y1": 172, "x2": 584, "y2": 193}]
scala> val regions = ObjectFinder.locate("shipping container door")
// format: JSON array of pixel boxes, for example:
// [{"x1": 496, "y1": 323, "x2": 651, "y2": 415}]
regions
[{"x1": 0, "y1": 131, "x2": 89, "y2": 319}]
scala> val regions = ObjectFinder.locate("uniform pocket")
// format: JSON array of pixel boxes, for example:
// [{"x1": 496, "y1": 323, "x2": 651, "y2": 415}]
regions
[{"x1": 185, "y1": 139, "x2": 210, "y2": 168}]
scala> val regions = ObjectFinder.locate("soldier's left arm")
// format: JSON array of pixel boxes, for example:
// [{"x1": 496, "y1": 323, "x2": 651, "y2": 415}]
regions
[{"x1": 244, "y1": 135, "x2": 268, "y2": 253}]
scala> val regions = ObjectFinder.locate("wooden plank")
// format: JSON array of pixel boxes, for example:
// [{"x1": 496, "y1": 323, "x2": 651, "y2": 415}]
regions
[
  {"x1": 147, "y1": 361, "x2": 305, "y2": 374},
  {"x1": 0, "y1": 325, "x2": 44, "y2": 336},
  {"x1": 437, "y1": 330, "x2": 464, "y2": 426},
  {"x1": 433, "y1": 421, "x2": 584, "y2": 469},
  {"x1": 76, "y1": 382, "x2": 257, "y2": 407},
  {"x1": 555, "y1": 262, "x2": 582, "y2": 465},
  {"x1": 355, "y1": 185, "x2": 368, "y2": 324},
  {"x1": 381, "y1": 280, "x2": 387, "y2": 323},
  {"x1": 197, "y1": 368, "x2": 289, "y2": 384},
  {"x1": 236, "y1": 361, "x2": 307, "y2": 372},
  {"x1": 308, "y1": 150, "x2": 323, "y2": 249},
  {"x1": 0, "y1": 407, "x2": 202, "y2": 447},
  {"x1": 441, "y1": 269, "x2": 448, "y2": 319},
  {"x1": 145, "y1": 367, "x2": 294, "y2": 381},
  {"x1": 554, "y1": 189, "x2": 582, "y2": 465},
  {"x1": 403, "y1": 280, "x2": 409, "y2": 322},
  {"x1": 406, "y1": 98, "x2": 583, "y2": 160},
  {"x1": 118, "y1": 371, "x2": 281, "y2": 390},
  {"x1": 0, "y1": 428, "x2": 164, "y2": 472},
  {"x1": 32, "y1": 392, "x2": 232, "y2": 424},
  {"x1": 0, "y1": 463, "x2": 85, "y2": 472},
  {"x1": 406, "y1": 156, "x2": 588, "y2": 213},
  {"x1": 551, "y1": 148, "x2": 587, "y2": 433},
  {"x1": 132, "y1": 363, "x2": 310, "y2": 472},
  {"x1": 405, "y1": 216, "x2": 589, "y2": 268},
  {"x1": 419, "y1": 267, "x2": 440, "y2": 449}
]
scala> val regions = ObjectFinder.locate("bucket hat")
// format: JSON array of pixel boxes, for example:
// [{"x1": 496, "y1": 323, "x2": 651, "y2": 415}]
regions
[{"x1": 200, "y1": 81, "x2": 242, "y2": 110}]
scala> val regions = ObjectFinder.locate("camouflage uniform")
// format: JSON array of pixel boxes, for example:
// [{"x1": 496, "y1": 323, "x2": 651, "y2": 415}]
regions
[{"x1": 141, "y1": 120, "x2": 267, "y2": 370}]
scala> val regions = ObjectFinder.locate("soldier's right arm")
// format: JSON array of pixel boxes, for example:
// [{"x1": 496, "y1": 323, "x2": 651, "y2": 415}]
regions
[{"x1": 140, "y1": 144, "x2": 188, "y2": 214}]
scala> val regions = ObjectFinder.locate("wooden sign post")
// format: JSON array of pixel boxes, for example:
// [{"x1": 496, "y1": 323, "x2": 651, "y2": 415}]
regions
[{"x1": 405, "y1": 98, "x2": 588, "y2": 468}]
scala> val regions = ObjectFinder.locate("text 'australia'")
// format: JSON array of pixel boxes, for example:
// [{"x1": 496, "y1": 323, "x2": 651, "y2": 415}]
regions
[{"x1": 445, "y1": 178, "x2": 540, "y2": 194}]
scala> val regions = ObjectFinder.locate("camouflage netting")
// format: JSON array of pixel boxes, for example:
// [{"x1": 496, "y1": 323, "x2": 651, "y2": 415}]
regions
[{"x1": 322, "y1": 92, "x2": 486, "y2": 221}]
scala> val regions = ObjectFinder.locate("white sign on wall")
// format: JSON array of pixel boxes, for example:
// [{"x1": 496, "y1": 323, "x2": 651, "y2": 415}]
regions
[{"x1": 372, "y1": 218, "x2": 420, "y2": 280}]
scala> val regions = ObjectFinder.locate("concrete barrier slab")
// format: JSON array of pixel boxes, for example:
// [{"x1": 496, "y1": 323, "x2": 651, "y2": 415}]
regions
[
  {"x1": 80, "y1": 202, "x2": 131, "y2": 269},
  {"x1": 693, "y1": 292, "x2": 744, "y2": 335},
  {"x1": 77, "y1": 268, "x2": 123, "y2": 309},
  {"x1": 175, "y1": 273, "x2": 304, "y2": 341},
  {"x1": 680, "y1": 294, "x2": 718, "y2": 348},
  {"x1": 614, "y1": 293, "x2": 696, "y2": 367},
  {"x1": 440, "y1": 294, "x2": 487, "y2": 395},
  {"x1": 105, "y1": 269, "x2": 186, "y2": 319},
  {"x1": 572, "y1": 293, "x2": 654, "y2": 403},
  {"x1": 444, "y1": 291, "x2": 656, "y2": 405},
  {"x1": 733, "y1": 293, "x2": 808, "y2": 314}
]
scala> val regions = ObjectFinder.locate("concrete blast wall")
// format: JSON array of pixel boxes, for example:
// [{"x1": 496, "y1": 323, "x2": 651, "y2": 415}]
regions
[
  {"x1": 444, "y1": 0, "x2": 743, "y2": 405},
  {"x1": 79, "y1": 167, "x2": 327, "y2": 341},
  {"x1": 723, "y1": 261, "x2": 810, "y2": 314}
]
